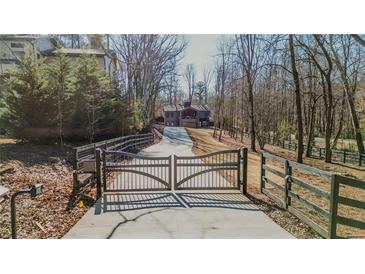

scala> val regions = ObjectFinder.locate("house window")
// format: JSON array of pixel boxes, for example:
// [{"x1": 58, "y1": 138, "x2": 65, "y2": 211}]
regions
[
  {"x1": 10, "y1": 42, "x2": 24, "y2": 49},
  {"x1": 166, "y1": 112, "x2": 170, "y2": 118}
]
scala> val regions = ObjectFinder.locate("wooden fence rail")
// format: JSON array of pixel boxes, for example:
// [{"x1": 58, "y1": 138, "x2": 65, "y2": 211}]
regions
[{"x1": 260, "y1": 151, "x2": 365, "y2": 239}]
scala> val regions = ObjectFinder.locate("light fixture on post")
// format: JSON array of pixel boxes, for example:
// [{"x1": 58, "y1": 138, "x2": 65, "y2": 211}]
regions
[{"x1": 11, "y1": 183, "x2": 44, "y2": 239}]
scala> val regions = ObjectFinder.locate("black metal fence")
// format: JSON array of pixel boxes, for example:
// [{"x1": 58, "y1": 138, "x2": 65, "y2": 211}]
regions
[
  {"x1": 72, "y1": 133, "x2": 154, "y2": 192},
  {"x1": 174, "y1": 149, "x2": 245, "y2": 190},
  {"x1": 101, "y1": 150, "x2": 172, "y2": 192},
  {"x1": 238, "y1": 131, "x2": 365, "y2": 166},
  {"x1": 277, "y1": 139, "x2": 365, "y2": 167},
  {"x1": 260, "y1": 151, "x2": 365, "y2": 239}
]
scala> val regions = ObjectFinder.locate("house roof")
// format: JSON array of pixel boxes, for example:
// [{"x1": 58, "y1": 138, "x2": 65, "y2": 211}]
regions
[
  {"x1": 42, "y1": 48, "x2": 106, "y2": 57},
  {"x1": 163, "y1": 104, "x2": 210, "y2": 112},
  {"x1": 163, "y1": 105, "x2": 183, "y2": 112},
  {"x1": 190, "y1": 104, "x2": 210, "y2": 111}
]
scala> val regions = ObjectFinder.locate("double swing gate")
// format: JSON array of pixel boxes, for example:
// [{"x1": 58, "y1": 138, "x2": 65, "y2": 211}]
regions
[{"x1": 95, "y1": 147, "x2": 248, "y2": 197}]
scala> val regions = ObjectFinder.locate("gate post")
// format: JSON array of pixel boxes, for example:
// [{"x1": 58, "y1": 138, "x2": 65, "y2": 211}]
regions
[
  {"x1": 102, "y1": 150, "x2": 107, "y2": 191},
  {"x1": 169, "y1": 155, "x2": 173, "y2": 191},
  {"x1": 260, "y1": 152, "x2": 266, "y2": 193},
  {"x1": 173, "y1": 155, "x2": 177, "y2": 191},
  {"x1": 241, "y1": 147, "x2": 248, "y2": 194},
  {"x1": 96, "y1": 149, "x2": 102, "y2": 199},
  {"x1": 328, "y1": 174, "x2": 340, "y2": 239}
]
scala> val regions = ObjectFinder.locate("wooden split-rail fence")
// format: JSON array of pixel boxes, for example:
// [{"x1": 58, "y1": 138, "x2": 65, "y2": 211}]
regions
[{"x1": 260, "y1": 151, "x2": 365, "y2": 239}]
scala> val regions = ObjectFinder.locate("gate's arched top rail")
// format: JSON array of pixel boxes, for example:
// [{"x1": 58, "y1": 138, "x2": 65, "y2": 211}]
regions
[
  {"x1": 104, "y1": 150, "x2": 171, "y2": 161},
  {"x1": 175, "y1": 149, "x2": 240, "y2": 160}
]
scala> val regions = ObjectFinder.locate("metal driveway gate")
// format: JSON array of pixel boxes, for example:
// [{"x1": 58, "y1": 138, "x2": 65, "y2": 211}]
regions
[
  {"x1": 98, "y1": 150, "x2": 172, "y2": 192},
  {"x1": 95, "y1": 147, "x2": 248, "y2": 197},
  {"x1": 174, "y1": 149, "x2": 246, "y2": 190}
]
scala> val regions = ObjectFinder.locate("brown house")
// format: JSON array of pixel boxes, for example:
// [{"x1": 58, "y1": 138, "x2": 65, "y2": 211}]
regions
[{"x1": 163, "y1": 101, "x2": 211, "y2": 128}]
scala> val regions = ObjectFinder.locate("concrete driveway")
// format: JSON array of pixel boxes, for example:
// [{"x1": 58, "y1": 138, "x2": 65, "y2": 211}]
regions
[{"x1": 64, "y1": 127, "x2": 294, "y2": 239}]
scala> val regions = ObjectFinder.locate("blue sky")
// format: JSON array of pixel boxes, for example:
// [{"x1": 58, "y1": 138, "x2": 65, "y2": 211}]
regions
[
  {"x1": 178, "y1": 34, "x2": 225, "y2": 93},
  {"x1": 180, "y1": 34, "x2": 220, "y2": 80}
]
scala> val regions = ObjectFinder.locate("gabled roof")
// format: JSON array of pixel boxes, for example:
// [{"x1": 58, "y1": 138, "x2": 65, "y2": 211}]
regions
[
  {"x1": 190, "y1": 104, "x2": 210, "y2": 111},
  {"x1": 163, "y1": 105, "x2": 183, "y2": 112},
  {"x1": 41, "y1": 48, "x2": 106, "y2": 57},
  {"x1": 164, "y1": 104, "x2": 210, "y2": 112}
]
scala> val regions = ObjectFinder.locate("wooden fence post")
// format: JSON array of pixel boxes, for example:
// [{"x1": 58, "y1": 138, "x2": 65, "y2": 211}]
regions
[
  {"x1": 96, "y1": 149, "x2": 102, "y2": 199},
  {"x1": 360, "y1": 153, "x2": 363, "y2": 167},
  {"x1": 343, "y1": 151, "x2": 346, "y2": 163},
  {"x1": 260, "y1": 152, "x2": 266, "y2": 193},
  {"x1": 284, "y1": 160, "x2": 292, "y2": 209},
  {"x1": 328, "y1": 174, "x2": 340, "y2": 239},
  {"x1": 241, "y1": 147, "x2": 248, "y2": 194}
]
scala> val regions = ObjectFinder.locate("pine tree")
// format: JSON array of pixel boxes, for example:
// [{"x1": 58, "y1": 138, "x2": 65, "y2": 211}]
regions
[
  {"x1": 71, "y1": 54, "x2": 113, "y2": 142},
  {"x1": 0, "y1": 54, "x2": 56, "y2": 141},
  {"x1": 46, "y1": 53, "x2": 73, "y2": 145}
]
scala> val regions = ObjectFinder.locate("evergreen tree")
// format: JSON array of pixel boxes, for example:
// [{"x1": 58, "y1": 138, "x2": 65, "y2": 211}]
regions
[
  {"x1": 46, "y1": 53, "x2": 74, "y2": 145},
  {"x1": 0, "y1": 54, "x2": 56, "y2": 141},
  {"x1": 71, "y1": 54, "x2": 113, "y2": 142}
]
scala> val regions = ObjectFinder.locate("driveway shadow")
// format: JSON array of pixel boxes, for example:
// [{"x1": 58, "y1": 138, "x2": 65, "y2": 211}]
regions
[
  {"x1": 94, "y1": 192, "x2": 260, "y2": 214},
  {"x1": 94, "y1": 193, "x2": 184, "y2": 214},
  {"x1": 176, "y1": 192, "x2": 260, "y2": 211}
]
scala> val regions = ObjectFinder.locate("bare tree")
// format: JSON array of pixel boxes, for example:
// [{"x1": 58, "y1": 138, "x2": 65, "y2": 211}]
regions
[
  {"x1": 235, "y1": 35, "x2": 268, "y2": 152},
  {"x1": 297, "y1": 35, "x2": 335, "y2": 163},
  {"x1": 214, "y1": 38, "x2": 233, "y2": 141},
  {"x1": 329, "y1": 35, "x2": 365, "y2": 154},
  {"x1": 184, "y1": 64, "x2": 195, "y2": 102},
  {"x1": 110, "y1": 35, "x2": 187, "y2": 126},
  {"x1": 289, "y1": 34, "x2": 304, "y2": 163},
  {"x1": 203, "y1": 66, "x2": 212, "y2": 105}
]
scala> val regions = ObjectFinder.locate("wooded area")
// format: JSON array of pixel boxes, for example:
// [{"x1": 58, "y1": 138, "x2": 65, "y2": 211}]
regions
[
  {"x1": 0, "y1": 34, "x2": 186, "y2": 144},
  {"x1": 1, "y1": 34, "x2": 365, "y2": 166},
  {"x1": 207, "y1": 35, "x2": 365, "y2": 164}
]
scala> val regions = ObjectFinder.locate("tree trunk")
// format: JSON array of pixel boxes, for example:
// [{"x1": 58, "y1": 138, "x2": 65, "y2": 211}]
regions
[
  {"x1": 346, "y1": 90, "x2": 365, "y2": 153},
  {"x1": 247, "y1": 79, "x2": 256, "y2": 152},
  {"x1": 324, "y1": 76, "x2": 333, "y2": 163},
  {"x1": 305, "y1": 102, "x2": 316, "y2": 157},
  {"x1": 289, "y1": 34, "x2": 304, "y2": 163}
]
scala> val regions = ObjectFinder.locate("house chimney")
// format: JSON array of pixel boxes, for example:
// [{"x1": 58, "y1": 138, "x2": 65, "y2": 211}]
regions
[{"x1": 183, "y1": 101, "x2": 191, "y2": 108}]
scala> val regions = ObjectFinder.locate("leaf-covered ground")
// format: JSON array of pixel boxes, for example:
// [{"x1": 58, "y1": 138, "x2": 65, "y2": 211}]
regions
[{"x1": 0, "y1": 143, "x2": 94, "y2": 239}]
